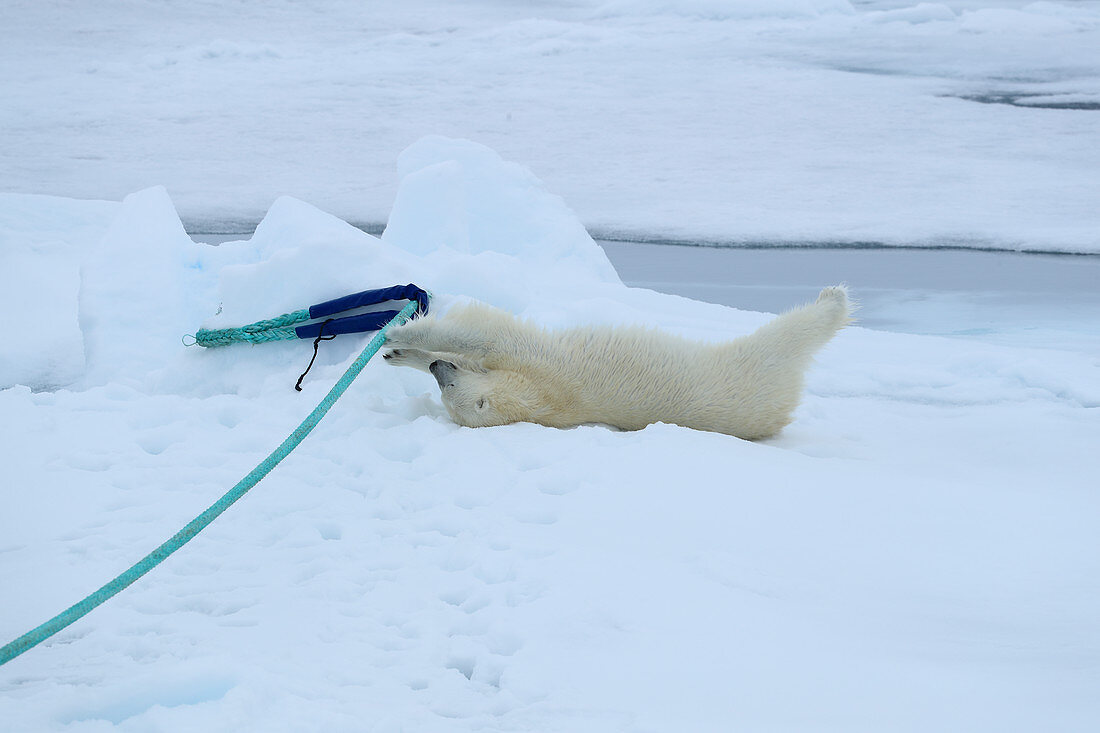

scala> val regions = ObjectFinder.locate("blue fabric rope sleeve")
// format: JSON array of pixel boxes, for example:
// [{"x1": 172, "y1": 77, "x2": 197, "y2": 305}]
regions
[
  {"x1": 294, "y1": 311, "x2": 402, "y2": 339},
  {"x1": 308, "y1": 284, "x2": 429, "y2": 321}
]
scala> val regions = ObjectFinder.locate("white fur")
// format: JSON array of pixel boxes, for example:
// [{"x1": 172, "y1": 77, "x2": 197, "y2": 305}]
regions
[{"x1": 383, "y1": 286, "x2": 853, "y2": 440}]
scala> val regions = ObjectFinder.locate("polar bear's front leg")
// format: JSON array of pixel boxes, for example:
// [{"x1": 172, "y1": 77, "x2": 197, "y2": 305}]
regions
[
  {"x1": 385, "y1": 315, "x2": 497, "y2": 357},
  {"x1": 382, "y1": 347, "x2": 488, "y2": 376}
]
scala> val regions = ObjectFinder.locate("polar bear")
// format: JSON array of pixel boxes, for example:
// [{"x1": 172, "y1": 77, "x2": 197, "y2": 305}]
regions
[{"x1": 383, "y1": 286, "x2": 853, "y2": 440}]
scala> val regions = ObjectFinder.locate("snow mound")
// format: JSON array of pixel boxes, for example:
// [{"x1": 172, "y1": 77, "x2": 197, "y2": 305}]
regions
[
  {"x1": 79, "y1": 187, "x2": 201, "y2": 388},
  {"x1": 208, "y1": 196, "x2": 418, "y2": 327},
  {"x1": 0, "y1": 194, "x2": 119, "y2": 390},
  {"x1": 0, "y1": 136, "x2": 627, "y2": 393},
  {"x1": 384, "y1": 135, "x2": 620, "y2": 302}
]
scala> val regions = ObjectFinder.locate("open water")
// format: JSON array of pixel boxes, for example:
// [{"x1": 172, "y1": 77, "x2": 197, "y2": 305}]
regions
[{"x1": 599, "y1": 241, "x2": 1100, "y2": 355}]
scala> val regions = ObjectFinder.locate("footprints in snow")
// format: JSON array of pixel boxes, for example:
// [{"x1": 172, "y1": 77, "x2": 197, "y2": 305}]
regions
[
  {"x1": 315, "y1": 521, "x2": 342, "y2": 540},
  {"x1": 330, "y1": 434, "x2": 575, "y2": 705}
]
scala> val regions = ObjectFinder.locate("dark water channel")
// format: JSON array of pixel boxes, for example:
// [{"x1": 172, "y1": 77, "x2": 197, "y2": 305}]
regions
[{"x1": 599, "y1": 242, "x2": 1100, "y2": 354}]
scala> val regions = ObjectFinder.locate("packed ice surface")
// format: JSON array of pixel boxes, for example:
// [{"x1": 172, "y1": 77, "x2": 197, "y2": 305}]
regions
[
  {"x1": 2, "y1": 137, "x2": 1098, "y2": 731},
  {"x1": 3, "y1": 0, "x2": 1100, "y2": 251}
]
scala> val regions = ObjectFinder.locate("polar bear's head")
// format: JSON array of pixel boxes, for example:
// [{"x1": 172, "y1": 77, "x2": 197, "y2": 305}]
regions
[{"x1": 429, "y1": 359, "x2": 550, "y2": 429}]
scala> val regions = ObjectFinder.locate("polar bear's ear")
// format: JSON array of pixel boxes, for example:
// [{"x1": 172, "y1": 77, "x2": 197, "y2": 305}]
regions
[{"x1": 475, "y1": 398, "x2": 486, "y2": 410}]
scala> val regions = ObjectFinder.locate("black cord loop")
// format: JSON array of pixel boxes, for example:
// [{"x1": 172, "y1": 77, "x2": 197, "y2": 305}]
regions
[{"x1": 294, "y1": 319, "x2": 337, "y2": 391}]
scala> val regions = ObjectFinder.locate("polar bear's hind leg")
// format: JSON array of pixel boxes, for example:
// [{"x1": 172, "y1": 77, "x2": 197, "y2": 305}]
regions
[
  {"x1": 747, "y1": 285, "x2": 853, "y2": 363},
  {"x1": 714, "y1": 285, "x2": 853, "y2": 439}
]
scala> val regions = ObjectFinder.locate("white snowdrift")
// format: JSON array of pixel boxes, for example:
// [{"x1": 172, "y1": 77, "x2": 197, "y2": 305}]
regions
[
  {"x1": 0, "y1": 194, "x2": 119, "y2": 389},
  {"x1": 1, "y1": 138, "x2": 1097, "y2": 731}
]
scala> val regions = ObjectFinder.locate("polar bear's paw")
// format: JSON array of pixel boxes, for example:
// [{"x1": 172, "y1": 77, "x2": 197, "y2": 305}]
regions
[
  {"x1": 382, "y1": 348, "x2": 435, "y2": 372},
  {"x1": 816, "y1": 284, "x2": 857, "y2": 324},
  {"x1": 816, "y1": 284, "x2": 848, "y2": 305}
]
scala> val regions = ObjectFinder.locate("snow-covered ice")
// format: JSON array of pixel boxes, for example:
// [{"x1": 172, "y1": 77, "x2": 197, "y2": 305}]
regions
[
  {"x1": 3, "y1": 0, "x2": 1100, "y2": 728},
  {"x1": 2, "y1": 136, "x2": 1098, "y2": 731},
  {"x1": 3, "y1": 0, "x2": 1100, "y2": 251}
]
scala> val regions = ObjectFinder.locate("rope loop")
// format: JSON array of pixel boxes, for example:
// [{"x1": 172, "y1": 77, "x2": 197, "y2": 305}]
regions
[{"x1": 194, "y1": 308, "x2": 311, "y2": 348}]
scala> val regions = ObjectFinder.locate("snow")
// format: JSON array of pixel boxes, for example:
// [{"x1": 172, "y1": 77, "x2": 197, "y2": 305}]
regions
[
  {"x1": 3, "y1": 0, "x2": 1100, "y2": 726},
  {"x1": 0, "y1": 194, "x2": 119, "y2": 390},
  {"x1": 385, "y1": 136, "x2": 619, "y2": 286},
  {"x1": 2, "y1": 135, "x2": 1098, "y2": 730},
  {"x1": 3, "y1": 0, "x2": 1100, "y2": 251}
]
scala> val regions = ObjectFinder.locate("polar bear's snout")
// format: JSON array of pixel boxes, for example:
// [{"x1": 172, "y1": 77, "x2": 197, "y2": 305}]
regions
[{"x1": 429, "y1": 359, "x2": 458, "y2": 388}]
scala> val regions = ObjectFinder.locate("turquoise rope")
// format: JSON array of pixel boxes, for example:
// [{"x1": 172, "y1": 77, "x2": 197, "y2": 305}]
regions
[
  {"x1": 194, "y1": 308, "x2": 311, "y2": 348},
  {"x1": 0, "y1": 300, "x2": 419, "y2": 667}
]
